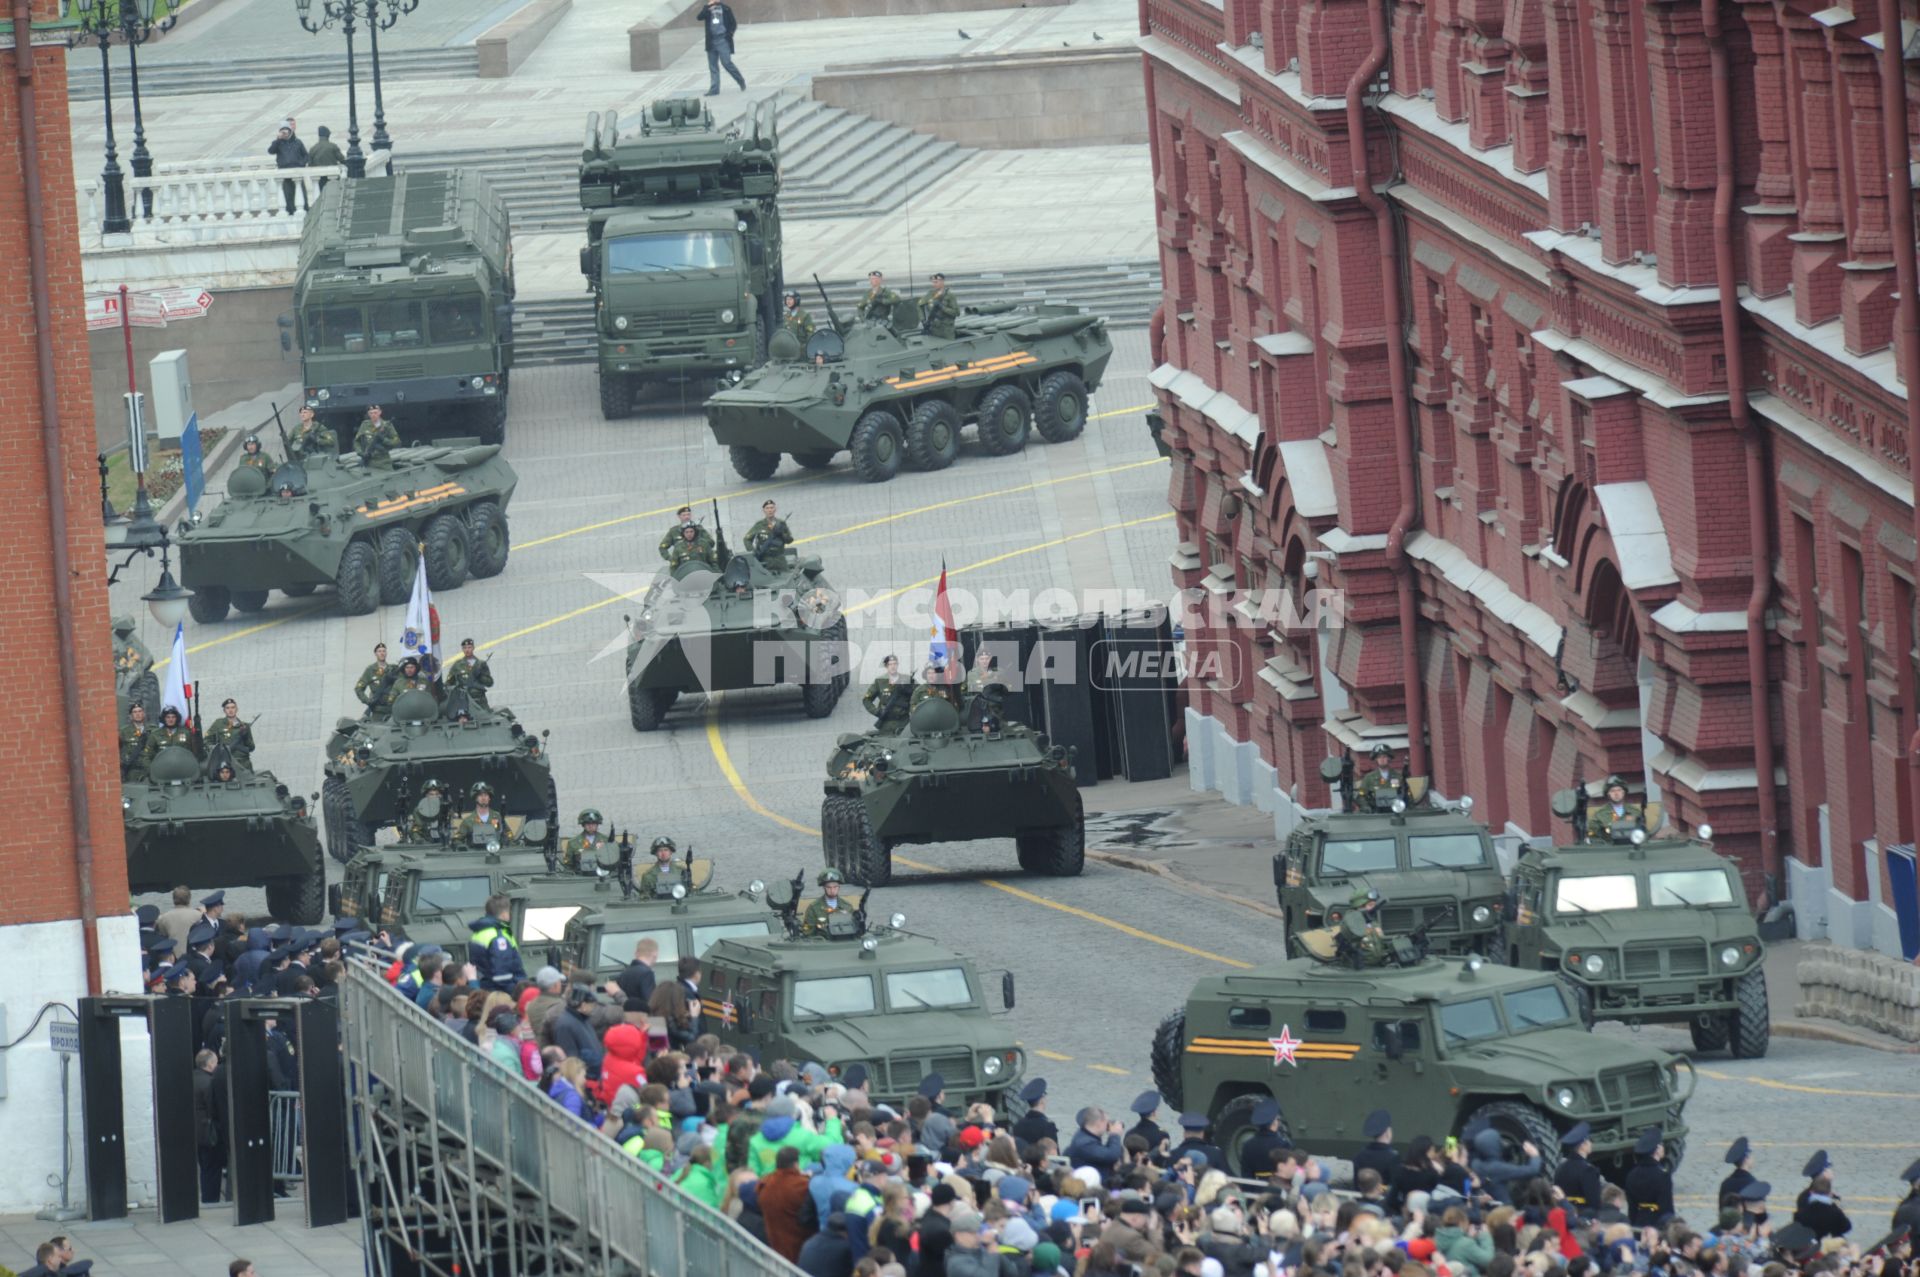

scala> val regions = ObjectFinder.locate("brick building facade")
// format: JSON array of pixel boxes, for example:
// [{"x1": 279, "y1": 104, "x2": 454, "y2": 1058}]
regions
[
  {"x1": 1, "y1": 0, "x2": 142, "y2": 1212},
  {"x1": 1143, "y1": 0, "x2": 1920, "y2": 953}
]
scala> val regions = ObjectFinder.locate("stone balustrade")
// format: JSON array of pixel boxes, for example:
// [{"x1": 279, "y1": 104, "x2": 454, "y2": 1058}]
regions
[{"x1": 1796, "y1": 942, "x2": 1920, "y2": 1042}]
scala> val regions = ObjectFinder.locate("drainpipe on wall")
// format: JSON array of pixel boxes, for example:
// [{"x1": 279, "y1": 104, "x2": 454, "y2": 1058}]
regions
[
  {"x1": 1345, "y1": 0, "x2": 1428, "y2": 777},
  {"x1": 1704, "y1": 0, "x2": 1783, "y2": 892},
  {"x1": 14, "y1": 0, "x2": 104, "y2": 995}
]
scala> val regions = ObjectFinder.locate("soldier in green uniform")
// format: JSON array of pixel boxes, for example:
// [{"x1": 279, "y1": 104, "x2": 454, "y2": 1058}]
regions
[
  {"x1": 289, "y1": 405, "x2": 338, "y2": 460},
  {"x1": 452, "y1": 781, "x2": 508, "y2": 845},
  {"x1": 781, "y1": 291, "x2": 815, "y2": 343},
  {"x1": 120, "y1": 702, "x2": 152, "y2": 780},
  {"x1": 1586, "y1": 775, "x2": 1645, "y2": 843},
  {"x1": 1354, "y1": 744, "x2": 1405, "y2": 812},
  {"x1": 911, "y1": 662, "x2": 964, "y2": 714},
  {"x1": 667, "y1": 523, "x2": 718, "y2": 570},
  {"x1": 657, "y1": 506, "x2": 714, "y2": 562},
  {"x1": 1343, "y1": 887, "x2": 1391, "y2": 967},
  {"x1": 238, "y1": 434, "x2": 272, "y2": 473},
  {"x1": 443, "y1": 638, "x2": 494, "y2": 710},
  {"x1": 744, "y1": 500, "x2": 792, "y2": 556},
  {"x1": 635, "y1": 836, "x2": 681, "y2": 893},
  {"x1": 144, "y1": 706, "x2": 199, "y2": 765},
  {"x1": 965, "y1": 648, "x2": 1008, "y2": 729},
  {"x1": 920, "y1": 273, "x2": 959, "y2": 340},
  {"x1": 801, "y1": 868, "x2": 850, "y2": 935},
  {"x1": 857, "y1": 270, "x2": 899, "y2": 322},
  {"x1": 403, "y1": 779, "x2": 449, "y2": 843},
  {"x1": 383, "y1": 656, "x2": 435, "y2": 711},
  {"x1": 353, "y1": 404, "x2": 401, "y2": 470},
  {"x1": 202, "y1": 697, "x2": 255, "y2": 771},
  {"x1": 356, "y1": 642, "x2": 395, "y2": 717},
  {"x1": 862, "y1": 655, "x2": 915, "y2": 732},
  {"x1": 560, "y1": 809, "x2": 609, "y2": 873}
]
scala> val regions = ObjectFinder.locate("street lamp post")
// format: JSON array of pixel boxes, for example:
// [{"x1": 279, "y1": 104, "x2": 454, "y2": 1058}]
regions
[
  {"x1": 365, "y1": 0, "x2": 418, "y2": 155},
  {"x1": 68, "y1": 0, "x2": 176, "y2": 234},
  {"x1": 295, "y1": 0, "x2": 405, "y2": 179}
]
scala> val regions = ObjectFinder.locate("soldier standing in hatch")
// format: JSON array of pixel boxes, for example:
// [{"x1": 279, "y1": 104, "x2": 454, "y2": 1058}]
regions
[
  {"x1": 635, "y1": 836, "x2": 682, "y2": 892},
  {"x1": 858, "y1": 270, "x2": 898, "y2": 322},
  {"x1": 561, "y1": 810, "x2": 608, "y2": 873},
  {"x1": 239, "y1": 435, "x2": 272, "y2": 473},
  {"x1": 290, "y1": 405, "x2": 338, "y2": 460},
  {"x1": 356, "y1": 642, "x2": 395, "y2": 716},
  {"x1": 744, "y1": 499, "x2": 792, "y2": 555},
  {"x1": 658, "y1": 506, "x2": 714, "y2": 562},
  {"x1": 911, "y1": 661, "x2": 964, "y2": 713},
  {"x1": 920, "y1": 273, "x2": 959, "y2": 339},
  {"x1": 443, "y1": 638, "x2": 494, "y2": 710},
  {"x1": 121, "y1": 702, "x2": 152, "y2": 780},
  {"x1": 203, "y1": 698, "x2": 255, "y2": 771},
  {"x1": 782, "y1": 291, "x2": 814, "y2": 343},
  {"x1": 801, "y1": 868, "x2": 850, "y2": 934},
  {"x1": 404, "y1": 779, "x2": 449, "y2": 843},
  {"x1": 145, "y1": 705, "x2": 199, "y2": 765},
  {"x1": 1586, "y1": 775, "x2": 1645, "y2": 842},
  {"x1": 667, "y1": 523, "x2": 718, "y2": 569},
  {"x1": 1344, "y1": 887, "x2": 1391, "y2": 966},
  {"x1": 862, "y1": 655, "x2": 914, "y2": 732},
  {"x1": 453, "y1": 782, "x2": 506, "y2": 844},
  {"x1": 354, "y1": 405, "x2": 401, "y2": 469},
  {"x1": 1354, "y1": 743, "x2": 1404, "y2": 811},
  {"x1": 383, "y1": 655, "x2": 434, "y2": 710}
]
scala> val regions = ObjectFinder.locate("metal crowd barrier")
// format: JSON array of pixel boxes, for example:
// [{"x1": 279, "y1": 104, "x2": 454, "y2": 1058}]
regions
[
  {"x1": 269, "y1": 1091, "x2": 303, "y2": 1183},
  {"x1": 342, "y1": 957, "x2": 807, "y2": 1277}
]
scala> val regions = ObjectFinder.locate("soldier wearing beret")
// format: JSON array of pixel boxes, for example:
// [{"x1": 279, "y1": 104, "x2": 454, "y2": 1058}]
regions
[
  {"x1": 202, "y1": 698, "x2": 255, "y2": 771},
  {"x1": 356, "y1": 643, "x2": 396, "y2": 717},
  {"x1": 920, "y1": 273, "x2": 959, "y2": 340},
  {"x1": 120, "y1": 702, "x2": 152, "y2": 779},
  {"x1": 289, "y1": 404, "x2": 338, "y2": 460},
  {"x1": 443, "y1": 638, "x2": 493, "y2": 710},
  {"x1": 858, "y1": 270, "x2": 899, "y2": 322},
  {"x1": 658, "y1": 506, "x2": 714, "y2": 562},
  {"x1": 744, "y1": 499, "x2": 792, "y2": 558},
  {"x1": 353, "y1": 404, "x2": 401, "y2": 470}
]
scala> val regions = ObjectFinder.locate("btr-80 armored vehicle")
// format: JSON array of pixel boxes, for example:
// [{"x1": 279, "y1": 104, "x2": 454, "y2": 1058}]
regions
[
  {"x1": 623, "y1": 538, "x2": 848, "y2": 731},
  {"x1": 1151, "y1": 951, "x2": 1696, "y2": 1182},
  {"x1": 125, "y1": 744, "x2": 327, "y2": 924},
  {"x1": 177, "y1": 444, "x2": 515, "y2": 622},
  {"x1": 705, "y1": 288, "x2": 1113, "y2": 483},
  {"x1": 321, "y1": 688, "x2": 557, "y2": 864},
  {"x1": 821, "y1": 695, "x2": 1082, "y2": 888},
  {"x1": 1502, "y1": 788, "x2": 1770, "y2": 1057},
  {"x1": 1274, "y1": 754, "x2": 1507, "y2": 957},
  {"x1": 698, "y1": 874, "x2": 1023, "y2": 1109}
]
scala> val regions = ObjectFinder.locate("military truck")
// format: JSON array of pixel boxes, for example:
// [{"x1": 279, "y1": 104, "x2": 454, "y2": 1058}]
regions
[
  {"x1": 553, "y1": 870, "x2": 780, "y2": 981},
  {"x1": 1503, "y1": 789, "x2": 1770, "y2": 1057},
  {"x1": 1151, "y1": 952, "x2": 1696, "y2": 1182},
  {"x1": 177, "y1": 444, "x2": 515, "y2": 622},
  {"x1": 112, "y1": 615, "x2": 159, "y2": 722},
  {"x1": 328, "y1": 819, "x2": 570, "y2": 952},
  {"x1": 579, "y1": 98, "x2": 783, "y2": 419},
  {"x1": 125, "y1": 744, "x2": 327, "y2": 924},
  {"x1": 624, "y1": 537, "x2": 848, "y2": 730},
  {"x1": 296, "y1": 169, "x2": 515, "y2": 444},
  {"x1": 321, "y1": 687, "x2": 557, "y2": 864},
  {"x1": 706, "y1": 293, "x2": 1112, "y2": 483},
  {"x1": 821, "y1": 695, "x2": 1082, "y2": 888},
  {"x1": 698, "y1": 874, "x2": 1023, "y2": 1108},
  {"x1": 1274, "y1": 755, "x2": 1506, "y2": 957}
]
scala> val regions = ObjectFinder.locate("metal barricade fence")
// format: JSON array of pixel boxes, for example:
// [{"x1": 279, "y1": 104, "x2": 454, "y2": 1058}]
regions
[
  {"x1": 342, "y1": 957, "x2": 807, "y2": 1277},
  {"x1": 269, "y1": 1091, "x2": 303, "y2": 1183}
]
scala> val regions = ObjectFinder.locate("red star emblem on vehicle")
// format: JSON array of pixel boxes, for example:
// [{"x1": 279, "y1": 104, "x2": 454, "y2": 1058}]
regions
[{"x1": 1269, "y1": 1026, "x2": 1302, "y2": 1067}]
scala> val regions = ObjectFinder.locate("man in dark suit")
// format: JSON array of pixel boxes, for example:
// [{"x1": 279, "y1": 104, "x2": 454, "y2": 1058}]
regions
[{"x1": 1011, "y1": 1077, "x2": 1057, "y2": 1147}]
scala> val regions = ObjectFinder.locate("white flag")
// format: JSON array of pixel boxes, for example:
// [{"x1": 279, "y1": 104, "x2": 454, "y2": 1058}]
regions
[
  {"x1": 402, "y1": 553, "x2": 439, "y2": 678},
  {"x1": 159, "y1": 621, "x2": 191, "y2": 716}
]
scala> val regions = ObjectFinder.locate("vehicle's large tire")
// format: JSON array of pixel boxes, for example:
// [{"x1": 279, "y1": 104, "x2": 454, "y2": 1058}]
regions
[
  {"x1": 1730, "y1": 968, "x2": 1770, "y2": 1059},
  {"x1": 820, "y1": 793, "x2": 852, "y2": 871},
  {"x1": 1558, "y1": 974, "x2": 1596, "y2": 1030},
  {"x1": 266, "y1": 853, "x2": 327, "y2": 925},
  {"x1": 544, "y1": 775, "x2": 560, "y2": 851},
  {"x1": 282, "y1": 583, "x2": 318, "y2": 598},
  {"x1": 730, "y1": 445, "x2": 781, "y2": 481},
  {"x1": 599, "y1": 372, "x2": 634, "y2": 420},
  {"x1": 1215, "y1": 1093, "x2": 1289, "y2": 1176},
  {"x1": 846, "y1": 799, "x2": 893, "y2": 888},
  {"x1": 793, "y1": 450, "x2": 837, "y2": 470},
  {"x1": 1015, "y1": 800, "x2": 1086, "y2": 876},
  {"x1": 1664, "y1": 1134, "x2": 1687, "y2": 1174},
  {"x1": 1462, "y1": 1099, "x2": 1561, "y2": 1176},
  {"x1": 189, "y1": 585, "x2": 231, "y2": 624},
  {"x1": 1150, "y1": 1009, "x2": 1187, "y2": 1110},
  {"x1": 422, "y1": 512, "x2": 472, "y2": 591},
  {"x1": 629, "y1": 682, "x2": 667, "y2": 732},
  {"x1": 335, "y1": 540, "x2": 380, "y2": 616},
  {"x1": 849, "y1": 410, "x2": 904, "y2": 483},
  {"x1": 466, "y1": 500, "x2": 510, "y2": 578},
  {"x1": 905, "y1": 400, "x2": 961, "y2": 471},
  {"x1": 975, "y1": 385, "x2": 1032, "y2": 456},
  {"x1": 376, "y1": 527, "x2": 416, "y2": 604},
  {"x1": 128, "y1": 670, "x2": 161, "y2": 719},
  {"x1": 801, "y1": 675, "x2": 842, "y2": 719},
  {"x1": 476, "y1": 391, "x2": 507, "y2": 445},
  {"x1": 321, "y1": 777, "x2": 354, "y2": 863},
  {"x1": 324, "y1": 776, "x2": 374, "y2": 864},
  {"x1": 1034, "y1": 370, "x2": 1089, "y2": 443},
  {"x1": 1689, "y1": 1015, "x2": 1731, "y2": 1054},
  {"x1": 232, "y1": 589, "x2": 270, "y2": 614}
]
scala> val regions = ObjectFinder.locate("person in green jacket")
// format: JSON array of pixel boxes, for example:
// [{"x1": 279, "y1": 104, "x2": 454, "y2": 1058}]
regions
[
  {"x1": 673, "y1": 1144, "x2": 726, "y2": 1209},
  {"x1": 621, "y1": 1124, "x2": 673, "y2": 1171},
  {"x1": 1435, "y1": 1205, "x2": 1496, "y2": 1277},
  {"x1": 747, "y1": 1097, "x2": 845, "y2": 1176}
]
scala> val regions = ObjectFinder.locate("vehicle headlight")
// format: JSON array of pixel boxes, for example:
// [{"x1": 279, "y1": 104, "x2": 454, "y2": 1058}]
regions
[
  {"x1": 890, "y1": 912, "x2": 906, "y2": 929},
  {"x1": 1471, "y1": 904, "x2": 1493, "y2": 925},
  {"x1": 317, "y1": 388, "x2": 330, "y2": 400},
  {"x1": 1460, "y1": 795, "x2": 1475, "y2": 813},
  {"x1": 471, "y1": 376, "x2": 486, "y2": 389},
  {"x1": 748, "y1": 879, "x2": 765, "y2": 895},
  {"x1": 860, "y1": 937, "x2": 878, "y2": 952},
  {"x1": 720, "y1": 308, "x2": 736, "y2": 324},
  {"x1": 192, "y1": 510, "x2": 205, "y2": 525},
  {"x1": 982, "y1": 1054, "x2": 1004, "y2": 1077},
  {"x1": 1629, "y1": 829, "x2": 1647, "y2": 845},
  {"x1": 614, "y1": 315, "x2": 629, "y2": 331},
  {"x1": 1719, "y1": 945, "x2": 1740, "y2": 967},
  {"x1": 487, "y1": 841, "x2": 501, "y2": 854},
  {"x1": 1391, "y1": 799, "x2": 1407, "y2": 814},
  {"x1": 672, "y1": 883, "x2": 688, "y2": 900},
  {"x1": 1698, "y1": 823, "x2": 1714, "y2": 842},
  {"x1": 1554, "y1": 1087, "x2": 1577, "y2": 1109},
  {"x1": 1582, "y1": 953, "x2": 1606, "y2": 976}
]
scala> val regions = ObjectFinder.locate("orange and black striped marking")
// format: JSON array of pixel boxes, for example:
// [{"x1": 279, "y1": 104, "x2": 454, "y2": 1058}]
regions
[
  {"x1": 884, "y1": 350, "x2": 1040, "y2": 392},
  {"x1": 354, "y1": 482, "x2": 469, "y2": 519}
]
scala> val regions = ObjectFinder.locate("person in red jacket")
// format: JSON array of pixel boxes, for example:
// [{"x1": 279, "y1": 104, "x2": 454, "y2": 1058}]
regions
[{"x1": 596, "y1": 1022, "x2": 648, "y2": 1110}]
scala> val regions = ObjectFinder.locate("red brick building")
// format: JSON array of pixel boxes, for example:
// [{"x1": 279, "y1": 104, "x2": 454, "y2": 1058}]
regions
[
  {"x1": 1143, "y1": 0, "x2": 1920, "y2": 953},
  {"x1": 1, "y1": 0, "x2": 140, "y2": 1211}
]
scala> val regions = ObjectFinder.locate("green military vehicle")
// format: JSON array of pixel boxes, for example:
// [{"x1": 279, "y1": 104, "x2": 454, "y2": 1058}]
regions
[
  {"x1": 328, "y1": 818, "x2": 563, "y2": 950},
  {"x1": 1151, "y1": 952, "x2": 1696, "y2": 1181},
  {"x1": 552, "y1": 858, "x2": 780, "y2": 981},
  {"x1": 706, "y1": 289, "x2": 1112, "y2": 484},
  {"x1": 1502, "y1": 789, "x2": 1770, "y2": 1057},
  {"x1": 821, "y1": 695, "x2": 1082, "y2": 888},
  {"x1": 580, "y1": 98, "x2": 783, "y2": 419},
  {"x1": 624, "y1": 537, "x2": 848, "y2": 730},
  {"x1": 126, "y1": 743, "x2": 327, "y2": 924},
  {"x1": 1273, "y1": 755, "x2": 1506, "y2": 957},
  {"x1": 177, "y1": 444, "x2": 515, "y2": 622},
  {"x1": 698, "y1": 874, "x2": 1023, "y2": 1108},
  {"x1": 296, "y1": 169, "x2": 515, "y2": 443}
]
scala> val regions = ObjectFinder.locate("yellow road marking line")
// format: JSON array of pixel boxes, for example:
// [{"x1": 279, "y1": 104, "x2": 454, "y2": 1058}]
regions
[
  {"x1": 152, "y1": 607, "x2": 324, "y2": 671},
  {"x1": 1091, "y1": 402, "x2": 1154, "y2": 420},
  {"x1": 481, "y1": 587, "x2": 654, "y2": 650},
  {"x1": 1034, "y1": 1049, "x2": 1076, "y2": 1062},
  {"x1": 1694, "y1": 1068, "x2": 1919, "y2": 1100},
  {"x1": 1088, "y1": 1064, "x2": 1131, "y2": 1076}
]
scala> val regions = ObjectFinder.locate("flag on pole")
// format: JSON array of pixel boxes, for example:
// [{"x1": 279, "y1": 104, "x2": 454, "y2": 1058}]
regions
[
  {"x1": 402, "y1": 552, "x2": 440, "y2": 678},
  {"x1": 929, "y1": 562, "x2": 957, "y2": 675},
  {"x1": 159, "y1": 622, "x2": 191, "y2": 715}
]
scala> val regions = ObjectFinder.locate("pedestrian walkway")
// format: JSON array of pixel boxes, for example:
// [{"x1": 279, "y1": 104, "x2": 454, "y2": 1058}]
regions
[{"x1": 0, "y1": 1203, "x2": 362, "y2": 1277}]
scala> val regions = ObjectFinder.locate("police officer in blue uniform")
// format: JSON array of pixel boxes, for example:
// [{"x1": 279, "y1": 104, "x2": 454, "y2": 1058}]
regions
[
  {"x1": 1011, "y1": 1078, "x2": 1057, "y2": 1147},
  {"x1": 1794, "y1": 1150, "x2": 1851, "y2": 1239},
  {"x1": 1720, "y1": 1136, "x2": 1757, "y2": 1207},
  {"x1": 1171, "y1": 1112, "x2": 1226, "y2": 1177},
  {"x1": 467, "y1": 892, "x2": 527, "y2": 992},
  {"x1": 1236, "y1": 1099, "x2": 1291, "y2": 1178},
  {"x1": 1128, "y1": 1090, "x2": 1168, "y2": 1158},
  {"x1": 1353, "y1": 1109, "x2": 1397, "y2": 1185},
  {"x1": 1624, "y1": 1126, "x2": 1675, "y2": 1227},
  {"x1": 1554, "y1": 1121, "x2": 1606, "y2": 1218}
]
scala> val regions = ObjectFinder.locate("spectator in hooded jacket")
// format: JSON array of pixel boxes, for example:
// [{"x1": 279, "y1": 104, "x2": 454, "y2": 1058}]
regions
[
  {"x1": 597, "y1": 1022, "x2": 648, "y2": 1108},
  {"x1": 267, "y1": 119, "x2": 309, "y2": 215}
]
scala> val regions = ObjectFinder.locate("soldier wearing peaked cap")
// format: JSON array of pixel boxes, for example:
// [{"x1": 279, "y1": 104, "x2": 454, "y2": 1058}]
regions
[
  {"x1": 146, "y1": 935, "x2": 179, "y2": 970},
  {"x1": 1127, "y1": 1090, "x2": 1168, "y2": 1156},
  {"x1": 1624, "y1": 1126, "x2": 1675, "y2": 1228},
  {"x1": 1794, "y1": 1150, "x2": 1852, "y2": 1240},
  {"x1": 1171, "y1": 1111, "x2": 1225, "y2": 1180},
  {"x1": 200, "y1": 889, "x2": 226, "y2": 917},
  {"x1": 1012, "y1": 1078, "x2": 1057, "y2": 1147},
  {"x1": 1721, "y1": 1136, "x2": 1757, "y2": 1207},
  {"x1": 1353, "y1": 1108, "x2": 1398, "y2": 1187},
  {"x1": 917, "y1": 1071, "x2": 948, "y2": 1114},
  {"x1": 1237, "y1": 1097, "x2": 1291, "y2": 1179},
  {"x1": 1891, "y1": 1159, "x2": 1920, "y2": 1236},
  {"x1": 1555, "y1": 1122, "x2": 1605, "y2": 1218}
]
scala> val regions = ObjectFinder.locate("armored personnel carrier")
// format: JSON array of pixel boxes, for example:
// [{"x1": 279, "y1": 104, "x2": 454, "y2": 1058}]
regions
[
  {"x1": 706, "y1": 290, "x2": 1112, "y2": 483},
  {"x1": 1273, "y1": 755, "x2": 1507, "y2": 957},
  {"x1": 296, "y1": 169, "x2": 515, "y2": 443},
  {"x1": 112, "y1": 615, "x2": 159, "y2": 722},
  {"x1": 624, "y1": 539, "x2": 848, "y2": 730},
  {"x1": 321, "y1": 688, "x2": 557, "y2": 864},
  {"x1": 125, "y1": 744, "x2": 327, "y2": 924},
  {"x1": 1151, "y1": 951, "x2": 1696, "y2": 1182},
  {"x1": 820, "y1": 695, "x2": 1082, "y2": 888},
  {"x1": 698, "y1": 874, "x2": 1023, "y2": 1109},
  {"x1": 579, "y1": 98, "x2": 783, "y2": 418},
  {"x1": 176, "y1": 444, "x2": 516, "y2": 622},
  {"x1": 1503, "y1": 788, "x2": 1769, "y2": 1057}
]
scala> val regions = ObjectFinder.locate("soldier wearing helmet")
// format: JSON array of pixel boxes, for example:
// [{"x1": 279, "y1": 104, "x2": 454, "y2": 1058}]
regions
[
  {"x1": 1586, "y1": 775, "x2": 1644, "y2": 843},
  {"x1": 404, "y1": 778, "x2": 449, "y2": 843},
  {"x1": 801, "y1": 867, "x2": 848, "y2": 935},
  {"x1": 637, "y1": 835, "x2": 681, "y2": 894},
  {"x1": 1354, "y1": 743, "x2": 1404, "y2": 812},
  {"x1": 561, "y1": 808, "x2": 607, "y2": 873},
  {"x1": 382, "y1": 655, "x2": 433, "y2": 710},
  {"x1": 452, "y1": 780, "x2": 504, "y2": 845},
  {"x1": 1343, "y1": 887, "x2": 1391, "y2": 968},
  {"x1": 240, "y1": 434, "x2": 272, "y2": 472},
  {"x1": 781, "y1": 290, "x2": 815, "y2": 343}
]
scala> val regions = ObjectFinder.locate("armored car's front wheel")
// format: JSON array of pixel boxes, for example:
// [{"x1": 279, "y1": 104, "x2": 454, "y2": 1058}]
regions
[
  {"x1": 1150, "y1": 1008, "x2": 1187, "y2": 1110},
  {"x1": 1463, "y1": 1099, "x2": 1560, "y2": 1176},
  {"x1": 975, "y1": 385, "x2": 1032, "y2": 456},
  {"x1": 1730, "y1": 968, "x2": 1770, "y2": 1059},
  {"x1": 266, "y1": 853, "x2": 327, "y2": 926},
  {"x1": 232, "y1": 590, "x2": 269, "y2": 614},
  {"x1": 423, "y1": 511, "x2": 472, "y2": 591},
  {"x1": 1035, "y1": 371, "x2": 1088, "y2": 443},
  {"x1": 846, "y1": 799, "x2": 893, "y2": 888},
  {"x1": 729, "y1": 445, "x2": 781, "y2": 481},
  {"x1": 466, "y1": 500, "x2": 510, "y2": 579},
  {"x1": 188, "y1": 584, "x2": 231, "y2": 624},
  {"x1": 629, "y1": 684, "x2": 670, "y2": 732},
  {"x1": 334, "y1": 540, "x2": 380, "y2": 616},
  {"x1": 793, "y1": 450, "x2": 837, "y2": 471},
  {"x1": 376, "y1": 527, "x2": 416, "y2": 605},
  {"x1": 1688, "y1": 1015, "x2": 1730, "y2": 1053},
  {"x1": 906, "y1": 401, "x2": 961, "y2": 471},
  {"x1": 1015, "y1": 824, "x2": 1086, "y2": 877},
  {"x1": 850, "y1": 410, "x2": 904, "y2": 483}
]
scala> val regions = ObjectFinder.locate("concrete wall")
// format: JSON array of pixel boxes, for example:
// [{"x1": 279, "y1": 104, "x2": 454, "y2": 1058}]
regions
[
  {"x1": 763, "y1": 0, "x2": 1062, "y2": 15},
  {"x1": 810, "y1": 49, "x2": 1146, "y2": 148},
  {"x1": 88, "y1": 285, "x2": 298, "y2": 451},
  {"x1": 477, "y1": 0, "x2": 573, "y2": 78},
  {"x1": 628, "y1": 0, "x2": 706, "y2": 71}
]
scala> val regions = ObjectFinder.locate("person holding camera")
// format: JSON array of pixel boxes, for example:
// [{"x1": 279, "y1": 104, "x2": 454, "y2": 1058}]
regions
[{"x1": 1068, "y1": 1106, "x2": 1127, "y2": 1172}]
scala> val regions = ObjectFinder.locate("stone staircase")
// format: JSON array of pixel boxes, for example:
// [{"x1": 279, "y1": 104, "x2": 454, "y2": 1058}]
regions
[
  {"x1": 66, "y1": 46, "x2": 478, "y2": 101},
  {"x1": 510, "y1": 260, "x2": 1163, "y2": 367}
]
